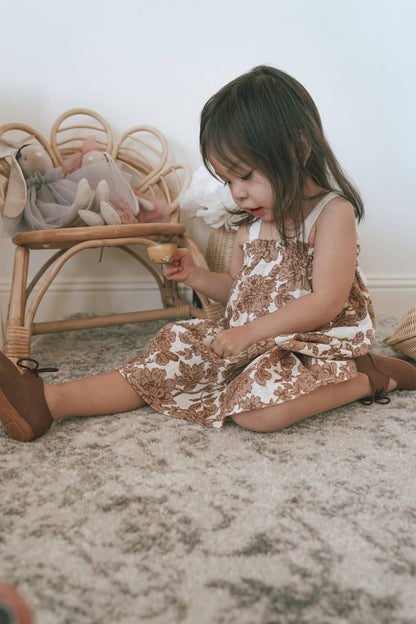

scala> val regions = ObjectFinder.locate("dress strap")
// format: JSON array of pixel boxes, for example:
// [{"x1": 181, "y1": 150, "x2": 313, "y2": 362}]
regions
[
  {"x1": 248, "y1": 219, "x2": 262, "y2": 241},
  {"x1": 299, "y1": 191, "x2": 339, "y2": 243}
]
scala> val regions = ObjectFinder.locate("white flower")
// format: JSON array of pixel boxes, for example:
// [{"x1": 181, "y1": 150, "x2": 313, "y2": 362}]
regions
[{"x1": 181, "y1": 166, "x2": 239, "y2": 230}]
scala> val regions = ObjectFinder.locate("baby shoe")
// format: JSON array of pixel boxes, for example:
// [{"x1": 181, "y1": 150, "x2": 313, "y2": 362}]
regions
[
  {"x1": 0, "y1": 352, "x2": 57, "y2": 442},
  {"x1": 0, "y1": 582, "x2": 32, "y2": 624},
  {"x1": 355, "y1": 352, "x2": 416, "y2": 404}
]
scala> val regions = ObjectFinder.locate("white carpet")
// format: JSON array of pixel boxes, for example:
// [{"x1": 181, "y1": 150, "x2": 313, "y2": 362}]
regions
[{"x1": 1, "y1": 316, "x2": 415, "y2": 624}]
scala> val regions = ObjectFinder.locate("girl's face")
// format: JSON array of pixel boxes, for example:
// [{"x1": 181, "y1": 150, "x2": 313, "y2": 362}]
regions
[{"x1": 209, "y1": 155, "x2": 275, "y2": 223}]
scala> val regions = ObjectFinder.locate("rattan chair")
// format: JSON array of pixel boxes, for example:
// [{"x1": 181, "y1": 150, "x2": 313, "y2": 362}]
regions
[{"x1": 0, "y1": 108, "x2": 222, "y2": 361}]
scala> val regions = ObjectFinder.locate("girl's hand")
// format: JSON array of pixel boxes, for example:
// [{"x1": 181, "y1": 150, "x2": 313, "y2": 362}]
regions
[
  {"x1": 162, "y1": 248, "x2": 196, "y2": 283},
  {"x1": 211, "y1": 326, "x2": 253, "y2": 359}
]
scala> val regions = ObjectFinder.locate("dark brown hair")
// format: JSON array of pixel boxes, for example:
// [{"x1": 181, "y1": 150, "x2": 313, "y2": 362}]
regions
[{"x1": 200, "y1": 65, "x2": 364, "y2": 243}]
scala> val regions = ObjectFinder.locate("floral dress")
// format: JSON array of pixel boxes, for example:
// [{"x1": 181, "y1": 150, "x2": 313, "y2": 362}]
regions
[{"x1": 117, "y1": 192, "x2": 375, "y2": 428}]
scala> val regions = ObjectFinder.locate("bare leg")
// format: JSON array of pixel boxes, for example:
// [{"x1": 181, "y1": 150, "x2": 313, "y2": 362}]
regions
[
  {"x1": 232, "y1": 372, "x2": 397, "y2": 433},
  {"x1": 43, "y1": 371, "x2": 145, "y2": 420}
]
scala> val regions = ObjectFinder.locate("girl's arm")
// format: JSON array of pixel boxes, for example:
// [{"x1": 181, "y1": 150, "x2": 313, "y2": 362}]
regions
[
  {"x1": 163, "y1": 228, "x2": 245, "y2": 304},
  {"x1": 212, "y1": 199, "x2": 358, "y2": 357}
]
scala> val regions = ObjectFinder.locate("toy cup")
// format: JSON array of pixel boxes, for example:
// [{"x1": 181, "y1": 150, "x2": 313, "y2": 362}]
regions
[{"x1": 147, "y1": 243, "x2": 178, "y2": 264}]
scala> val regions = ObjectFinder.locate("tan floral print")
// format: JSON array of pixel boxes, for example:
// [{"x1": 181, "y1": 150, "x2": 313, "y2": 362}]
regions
[{"x1": 118, "y1": 203, "x2": 375, "y2": 428}]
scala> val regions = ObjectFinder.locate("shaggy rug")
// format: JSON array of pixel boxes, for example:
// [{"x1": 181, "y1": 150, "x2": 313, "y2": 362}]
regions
[{"x1": 0, "y1": 315, "x2": 415, "y2": 624}]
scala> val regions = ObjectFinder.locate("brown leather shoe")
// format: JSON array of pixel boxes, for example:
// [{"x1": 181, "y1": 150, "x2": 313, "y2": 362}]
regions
[
  {"x1": 0, "y1": 353, "x2": 57, "y2": 442},
  {"x1": 356, "y1": 352, "x2": 416, "y2": 405},
  {"x1": 0, "y1": 582, "x2": 32, "y2": 623}
]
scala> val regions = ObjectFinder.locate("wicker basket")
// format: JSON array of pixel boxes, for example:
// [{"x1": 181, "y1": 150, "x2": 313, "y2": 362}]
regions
[
  {"x1": 384, "y1": 305, "x2": 416, "y2": 361},
  {"x1": 205, "y1": 226, "x2": 237, "y2": 274}
]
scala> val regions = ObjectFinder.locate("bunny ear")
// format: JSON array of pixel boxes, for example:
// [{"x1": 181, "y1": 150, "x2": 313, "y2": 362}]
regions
[
  {"x1": 0, "y1": 122, "x2": 53, "y2": 219},
  {"x1": 3, "y1": 152, "x2": 27, "y2": 218}
]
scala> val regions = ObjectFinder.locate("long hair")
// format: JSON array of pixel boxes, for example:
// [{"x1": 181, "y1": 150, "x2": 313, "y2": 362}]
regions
[{"x1": 200, "y1": 65, "x2": 364, "y2": 243}]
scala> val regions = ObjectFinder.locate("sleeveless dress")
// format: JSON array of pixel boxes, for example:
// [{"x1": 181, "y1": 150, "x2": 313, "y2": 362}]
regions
[{"x1": 117, "y1": 192, "x2": 375, "y2": 428}]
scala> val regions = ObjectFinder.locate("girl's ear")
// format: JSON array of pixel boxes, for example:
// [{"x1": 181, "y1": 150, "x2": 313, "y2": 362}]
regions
[{"x1": 300, "y1": 132, "x2": 312, "y2": 165}]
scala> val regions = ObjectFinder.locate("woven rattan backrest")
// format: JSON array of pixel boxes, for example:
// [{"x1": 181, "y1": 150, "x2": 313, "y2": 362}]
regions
[
  {"x1": 50, "y1": 108, "x2": 113, "y2": 167},
  {"x1": 0, "y1": 123, "x2": 57, "y2": 165},
  {"x1": 138, "y1": 163, "x2": 192, "y2": 223},
  {"x1": 112, "y1": 126, "x2": 169, "y2": 190}
]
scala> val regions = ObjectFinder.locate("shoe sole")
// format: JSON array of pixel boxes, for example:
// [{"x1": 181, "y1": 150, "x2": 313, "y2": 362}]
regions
[
  {"x1": 0, "y1": 387, "x2": 35, "y2": 442},
  {"x1": 373, "y1": 355, "x2": 416, "y2": 391}
]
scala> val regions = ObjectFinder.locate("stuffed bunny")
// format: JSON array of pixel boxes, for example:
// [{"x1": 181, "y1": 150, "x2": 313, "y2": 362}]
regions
[
  {"x1": 1, "y1": 143, "x2": 96, "y2": 235},
  {"x1": 68, "y1": 148, "x2": 141, "y2": 226},
  {"x1": 66, "y1": 139, "x2": 175, "y2": 225}
]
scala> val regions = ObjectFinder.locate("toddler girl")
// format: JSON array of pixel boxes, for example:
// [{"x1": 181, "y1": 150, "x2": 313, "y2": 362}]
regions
[{"x1": 1, "y1": 65, "x2": 415, "y2": 441}]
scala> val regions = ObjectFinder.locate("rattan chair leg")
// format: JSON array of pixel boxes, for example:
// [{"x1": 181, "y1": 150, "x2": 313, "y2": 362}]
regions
[
  {"x1": 4, "y1": 326, "x2": 32, "y2": 361},
  {"x1": 5, "y1": 245, "x2": 31, "y2": 360}
]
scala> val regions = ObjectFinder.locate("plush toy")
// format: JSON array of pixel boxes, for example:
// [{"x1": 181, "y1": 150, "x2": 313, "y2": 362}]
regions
[
  {"x1": 1, "y1": 141, "x2": 174, "y2": 235},
  {"x1": 64, "y1": 137, "x2": 175, "y2": 226},
  {"x1": 67, "y1": 146, "x2": 140, "y2": 226},
  {"x1": 2, "y1": 143, "x2": 95, "y2": 235}
]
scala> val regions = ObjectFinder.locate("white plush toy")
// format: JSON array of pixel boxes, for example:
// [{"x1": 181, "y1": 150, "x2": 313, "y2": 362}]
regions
[{"x1": 2, "y1": 143, "x2": 95, "y2": 234}]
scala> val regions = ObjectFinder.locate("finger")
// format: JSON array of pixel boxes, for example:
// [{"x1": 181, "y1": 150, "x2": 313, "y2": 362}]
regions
[
  {"x1": 210, "y1": 341, "x2": 223, "y2": 358},
  {"x1": 172, "y1": 248, "x2": 187, "y2": 260},
  {"x1": 163, "y1": 266, "x2": 178, "y2": 279}
]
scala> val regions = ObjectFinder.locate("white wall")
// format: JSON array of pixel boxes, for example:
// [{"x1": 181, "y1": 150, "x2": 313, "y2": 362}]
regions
[{"x1": 1, "y1": 0, "x2": 415, "y2": 327}]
